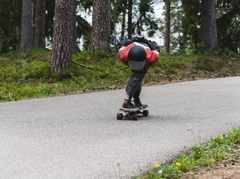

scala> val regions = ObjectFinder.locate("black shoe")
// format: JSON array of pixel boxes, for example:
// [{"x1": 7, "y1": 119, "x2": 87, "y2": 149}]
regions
[
  {"x1": 134, "y1": 98, "x2": 143, "y2": 108},
  {"x1": 122, "y1": 100, "x2": 138, "y2": 109}
]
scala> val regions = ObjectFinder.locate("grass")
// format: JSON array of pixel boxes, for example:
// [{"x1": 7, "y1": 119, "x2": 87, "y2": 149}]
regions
[
  {"x1": 0, "y1": 48, "x2": 239, "y2": 102},
  {"x1": 137, "y1": 128, "x2": 240, "y2": 179}
]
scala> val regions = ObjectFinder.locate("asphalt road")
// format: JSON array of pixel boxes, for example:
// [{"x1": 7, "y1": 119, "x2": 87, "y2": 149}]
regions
[{"x1": 0, "y1": 77, "x2": 240, "y2": 179}]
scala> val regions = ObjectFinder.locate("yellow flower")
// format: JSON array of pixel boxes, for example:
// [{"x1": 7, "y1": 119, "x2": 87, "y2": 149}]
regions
[
  {"x1": 176, "y1": 162, "x2": 181, "y2": 167},
  {"x1": 220, "y1": 136, "x2": 224, "y2": 140},
  {"x1": 155, "y1": 163, "x2": 161, "y2": 168}
]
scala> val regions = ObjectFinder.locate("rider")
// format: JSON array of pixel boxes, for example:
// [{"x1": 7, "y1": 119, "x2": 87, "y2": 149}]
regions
[{"x1": 118, "y1": 36, "x2": 160, "y2": 109}]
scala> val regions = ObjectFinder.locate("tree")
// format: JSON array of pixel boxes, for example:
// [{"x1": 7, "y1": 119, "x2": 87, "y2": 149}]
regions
[
  {"x1": 216, "y1": 0, "x2": 240, "y2": 52},
  {"x1": 0, "y1": 0, "x2": 21, "y2": 53},
  {"x1": 20, "y1": 0, "x2": 33, "y2": 51},
  {"x1": 164, "y1": 0, "x2": 171, "y2": 53},
  {"x1": 34, "y1": 0, "x2": 46, "y2": 48},
  {"x1": 91, "y1": 0, "x2": 110, "y2": 51},
  {"x1": 181, "y1": 0, "x2": 201, "y2": 52},
  {"x1": 127, "y1": 0, "x2": 133, "y2": 38},
  {"x1": 120, "y1": 1, "x2": 127, "y2": 39},
  {"x1": 51, "y1": 0, "x2": 76, "y2": 72},
  {"x1": 110, "y1": 0, "x2": 126, "y2": 43},
  {"x1": 201, "y1": 0, "x2": 218, "y2": 50},
  {"x1": 110, "y1": 0, "x2": 158, "y2": 43}
]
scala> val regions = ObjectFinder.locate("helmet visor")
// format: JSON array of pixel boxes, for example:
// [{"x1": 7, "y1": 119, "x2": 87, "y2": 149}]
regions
[{"x1": 128, "y1": 60, "x2": 146, "y2": 71}]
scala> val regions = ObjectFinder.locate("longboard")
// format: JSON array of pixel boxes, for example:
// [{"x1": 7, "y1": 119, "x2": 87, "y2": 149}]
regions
[{"x1": 117, "y1": 105, "x2": 149, "y2": 120}]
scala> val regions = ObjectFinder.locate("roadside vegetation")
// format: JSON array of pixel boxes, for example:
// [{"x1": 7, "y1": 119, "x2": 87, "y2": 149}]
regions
[
  {"x1": 0, "y1": 49, "x2": 240, "y2": 178},
  {"x1": 0, "y1": 48, "x2": 239, "y2": 102},
  {"x1": 138, "y1": 127, "x2": 240, "y2": 179}
]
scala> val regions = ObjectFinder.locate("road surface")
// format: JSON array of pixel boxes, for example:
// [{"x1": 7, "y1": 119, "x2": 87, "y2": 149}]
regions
[{"x1": 0, "y1": 77, "x2": 239, "y2": 179}]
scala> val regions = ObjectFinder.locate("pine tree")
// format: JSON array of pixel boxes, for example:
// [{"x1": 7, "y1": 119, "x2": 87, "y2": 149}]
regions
[
  {"x1": 91, "y1": 0, "x2": 110, "y2": 51},
  {"x1": 51, "y1": 0, "x2": 76, "y2": 72},
  {"x1": 201, "y1": 0, "x2": 218, "y2": 50},
  {"x1": 20, "y1": 0, "x2": 33, "y2": 51},
  {"x1": 34, "y1": 0, "x2": 46, "y2": 48}
]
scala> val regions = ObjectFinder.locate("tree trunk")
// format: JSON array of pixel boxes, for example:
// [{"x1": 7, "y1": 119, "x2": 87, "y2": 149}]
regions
[
  {"x1": 164, "y1": 1, "x2": 171, "y2": 53},
  {"x1": 201, "y1": 0, "x2": 218, "y2": 50},
  {"x1": 127, "y1": 0, "x2": 133, "y2": 38},
  {"x1": 51, "y1": 0, "x2": 76, "y2": 72},
  {"x1": 20, "y1": 0, "x2": 33, "y2": 51},
  {"x1": 34, "y1": 0, "x2": 46, "y2": 48},
  {"x1": 121, "y1": 0, "x2": 127, "y2": 39},
  {"x1": 91, "y1": 0, "x2": 110, "y2": 51}
]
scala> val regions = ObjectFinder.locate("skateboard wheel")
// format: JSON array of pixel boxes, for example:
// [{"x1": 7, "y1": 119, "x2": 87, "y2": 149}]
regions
[
  {"x1": 132, "y1": 113, "x2": 138, "y2": 120},
  {"x1": 143, "y1": 110, "x2": 149, "y2": 117},
  {"x1": 117, "y1": 113, "x2": 123, "y2": 120}
]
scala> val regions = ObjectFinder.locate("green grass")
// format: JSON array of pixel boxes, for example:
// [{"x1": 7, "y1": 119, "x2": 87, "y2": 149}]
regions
[
  {"x1": 0, "y1": 48, "x2": 239, "y2": 102},
  {"x1": 138, "y1": 128, "x2": 240, "y2": 179}
]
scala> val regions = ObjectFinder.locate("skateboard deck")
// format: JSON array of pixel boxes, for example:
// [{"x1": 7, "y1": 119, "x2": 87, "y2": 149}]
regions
[{"x1": 117, "y1": 105, "x2": 149, "y2": 120}]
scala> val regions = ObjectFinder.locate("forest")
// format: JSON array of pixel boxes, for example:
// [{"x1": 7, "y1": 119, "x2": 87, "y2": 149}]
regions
[{"x1": 0, "y1": 0, "x2": 239, "y2": 69}]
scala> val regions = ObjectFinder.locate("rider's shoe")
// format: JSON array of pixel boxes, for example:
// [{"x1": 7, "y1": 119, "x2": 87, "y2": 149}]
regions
[
  {"x1": 122, "y1": 99, "x2": 138, "y2": 109},
  {"x1": 134, "y1": 98, "x2": 143, "y2": 108}
]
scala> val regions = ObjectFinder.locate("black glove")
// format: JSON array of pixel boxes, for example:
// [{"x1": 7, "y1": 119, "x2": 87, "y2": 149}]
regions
[
  {"x1": 119, "y1": 39, "x2": 132, "y2": 48},
  {"x1": 148, "y1": 41, "x2": 160, "y2": 52}
]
